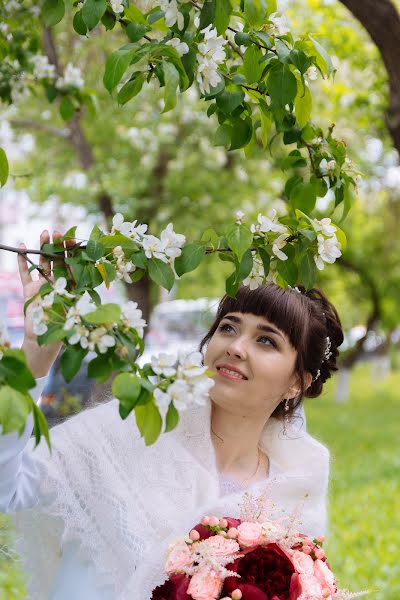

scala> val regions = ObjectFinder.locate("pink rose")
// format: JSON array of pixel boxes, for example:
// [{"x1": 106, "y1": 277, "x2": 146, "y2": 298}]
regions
[
  {"x1": 187, "y1": 567, "x2": 223, "y2": 600},
  {"x1": 290, "y1": 572, "x2": 323, "y2": 600},
  {"x1": 313, "y1": 559, "x2": 336, "y2": 595},
  {"x1": 291, "y1": 550, "x2": 314, "y2": 575},
  {"x1": 237, "y1": 522, "x2": 264, "y2": 548},
  {"x1": 165, "y1": 541, "x2": 193, "y2": 576},
  {"x1": 204, "y1": 535, "x2": 240, "y2": 557}
]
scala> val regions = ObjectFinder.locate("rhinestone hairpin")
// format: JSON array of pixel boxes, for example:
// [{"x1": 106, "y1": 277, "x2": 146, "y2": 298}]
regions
[
  {"x1": 324, "y1": 336, "x2": 332, "y2": 361},
  {"x1": 288, "y1": 285, "x2": 302, "y2": 294}
]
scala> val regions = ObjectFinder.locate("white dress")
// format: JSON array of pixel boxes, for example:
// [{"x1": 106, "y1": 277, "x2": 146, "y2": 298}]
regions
[{"x1": 0, "y1": 379, "x2": 329, "y2": 599}]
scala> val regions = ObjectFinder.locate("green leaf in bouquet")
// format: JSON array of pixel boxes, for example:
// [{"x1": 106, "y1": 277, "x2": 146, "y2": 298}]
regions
[
  {"x1": 165, "y1": 401, "x2": 179, "y2": 433},
  {"x1": 88, "y1": 354, "x2": 113, "y2": 384},
  {"x1": 225, "y1": 223, "x2": 253, "y2": 262},
  {"x1": 0, "y1": 386, "x2": 31, "y2": 436},
  {"x1": 0, "y1": 147, "x2": 9, "y2": 187},
  {"x1": 31, "y1": 401, "x2": 51, "y2": 450},
  {"x1": 85, "y1": 303, "x2": 121, "y2": 325},
  {"x1": 135, "y1": 400, "x2": 162, "y2": 445},
  {"x1": 42, "y1": 0, "x2": 65, "y2": 27},
  {"x1": 174, "y1": 243, "x2": 206, "y2": 277},
  {"x1": 112, "y1": 373, "x2": 142, "y2": 418},
  {"x1": 82, "y1": 0, "x2": 107, "y2": 31},
  {"x1": 148, "y1": 258, "x2": 175, "y2": 291},
  {"x1": 60, "y1": 345, "x2": 88, "y2": 383}
]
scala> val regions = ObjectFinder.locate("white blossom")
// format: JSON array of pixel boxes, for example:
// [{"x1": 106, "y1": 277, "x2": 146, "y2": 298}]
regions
[
  {"x1": 68, "y1": 324, "x2": 90, "y2": 348},
  {"x1": 243, "y1": 255, "x2": 265, "y2": 290},
  {"x1": 31, "y1": 306, "x2": 48, "y2": 336},
  {"x1": 235, "y1": 209, "x2": 245, "y2": 223},
  {"x1": 151, "y1": 353, "x2": 177, "y2": 377},
  {"x1": 121, "y1": 301, "x2": 147, "y2": 337},
  {"x1": 142, "y1": 234, "x2": 168, "y2": 262},
  {"x1": 312, "y1": 217, "x2": 337, "y2": 237},
  {"x1": 159, "y1": 0, "x2": 184, "y2": 30},
  {"x1": 89, "y1": 327, "x2": 116, "y2": 354},
  {"x1": 272, "y1": 233, "x2": 290, "y2": 261},
  {"x1": 54, "y1": 277, "x2": 75, "y2": 299},
  {"x1": 64, "y1": 292, "x2": 96, "y2": 330},
  {"x1": 165, "y1": 379, "x2": 192, "y2": 410},
  {"x1": 166, "y1": 37, "x2": 189, "y2": 57},
  {"x1": 41, "y1": 292, "x2": 55, "y2": 308},
  {"x1": 153, "y1": 387, "x2": 172, "y2": 410},
  {"x1": 319, "y1": 158, "x2": 336, "y2": 175},
  {"x1": 178, "y1": 351, "x2": 207, "y2": 378},
  {"x1": 56, "y1": 63, "x2": 84, "y2": 90},
  {"x1": 269, "y1": 13, "x2": 291, "y2": 36},
  {"x1": 251, "y1": 210, "x2": 287, "y2": 235},
  {"x1": 112, "y1": 246, "x2": 136, "y2": 283},
  {"x1": 315, "y1": 234, "x2": 342, "y2": 270},
  {"x1": 0, "y1": 321, "x2": 10, "y2": 358},
  {"x1": 30, "y1": 55, "x2": 56, "y2": 81},
  {"x1": 160, "y1": 223, "x2": 186, "y2": 260},
  {"x1": 110, "y1": 0, "x2": 124, "y2": 13},
  {"x1": 196, "y1": 25, "x2": 226, "y2": 94},
  {"x1": 306, "y1": 65, "x2": 318, "y2": 81}
]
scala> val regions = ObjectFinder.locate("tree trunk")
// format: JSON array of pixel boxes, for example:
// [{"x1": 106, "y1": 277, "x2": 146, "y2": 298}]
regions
[
  {"x1": 335, "y1": 367, "x2": 351, "y2": 403},
  {"x1": 339, "y1": 0, "x2": 400, "y2": 153},
  {"x1": 126, "y1": 276, "x2": 152, "y2": 326}
]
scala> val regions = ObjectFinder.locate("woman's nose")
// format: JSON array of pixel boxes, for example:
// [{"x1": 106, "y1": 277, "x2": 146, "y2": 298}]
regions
[{"x1": 226, "y1": 338, "x2": 247, "y2": 359}]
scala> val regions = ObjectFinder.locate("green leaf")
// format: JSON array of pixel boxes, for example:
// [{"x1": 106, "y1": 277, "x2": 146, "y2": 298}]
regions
[
  {"x1": 135, "y1": 400, "x2": 162, "y2": 445},
  {"x1": 85, "y1": 303, "x2": 121, "y2": 324},
  {"x1": 258, "y1": 246, "x2": 271, "y2": 277},
  {"x1": 276, "y1": 245, "x2": 298, "y2": 286},
  {"x1": 103, "y1": 44, "x2": 137, "y2": 93},
  {"x1": 216, "y1": 90, "x2": 245, "y2": 114},
  {"x1": 0, "y1": 354, "x2": 36, "y2": 393},
  {"x1": 73, "y1": 10, "x2": 88, "y2": 35},
  {"x1": 37, "y1": 324, "x2": 67, "y2": 345},
  {"x1": 174, "y1": 243, "x2": 206, "y2": 277},
  {"x1": 62, "y1": 226, "x2": 77, "y2": 241},
  {"x1": 214, "y1": 0, "x2": 232, "y2": 34},
  {"x1": 0, "y1": 148, "x2": 9, "y2": 187},
  {"x1": 117, "y1": 72, "x2": 144, "y2": 105},
  {"x1": 294, "y1": 81, "x2": 312, "y2": 128},
  {"x1": 85, "y1": 239, "x2": 105, "y2": 261},
  {"x1": 82, "y1": 0, "x2": 107, "y2": 31},
  {"x1": 101, "y1": 10, "x2": 116, "y2": 30},
  {"x1": 290, "y1": 181, "x2": 317, "y2": 214},
  {"x1": 243, "y1": 0, "x2": 264, "y2": 26},
  {"x1": 225, "y1": 270, "x2": 240, "y2": 297},
  {"x1": 299, "y1": 252, "x2": 317, "y2": 290},
  {"x1": 289, "y1": 49, "x2": 313, "y2": 75},
  {"x1": 165, "y1": 401, "x2": 179, "y2": 432},
  {"x1": 214, "y1": 124, "x2": 232, "y2": 146},
  {"x1": 225, "y1": 223, "x2": 253, "y2": 262},
  {"x1": 235, "y1": 248, "x2": 253, "y2": 282},
  {"x1": 87, "y1": 354, "x2": 113, "y2": 384},
  {"x1": 148, "y1": 258, "x2": 175, "y2": 291},
  {"x1": 60, "y1": 345, "x2": 88, "y2": 383},
  {"x1": 267, "y1": 64, "x2": 298, "y2": 107},
  {"x1": 42, "y1": 0, "x2": 65, "y2": 27},
  {"x1": 126, "y1": 22, "x2": 148, "y2": 42},
  {"x1": 201, "y1": 228, "x2": 219, "y2": 246},
  {"x1": 112, "y1": 373, "x2": 142, "y2": 418},
  {"x1": 31, "y1": 401, "x2": 51, "y2": 450},
  {"x1": 309, "y1": 36, "x2": 335, "y2": 77},
  {"x1": 100, "y1": 234, "x2": 138, "y2": 252},
  {"x1": 243, "y1": 45, "x2": 264, "y2": 84},
  {"x1": 162, "y1": 61, "x2": 179, "y2": 112},
  {"x1": 60, "y1": 96, "x2": 75, "y2": 121},
  {"x1": 0, "y1": 386, "x2": 31, "y2": 436},
  {"x1": 258, "y1": 99, "x2": 272, "y2": 148},
  {"x1": 266, "y1": 0, "x2": 277, "y2": 16},
  {"x1": 275, "y1": 39, "x2": 290, "y2": 62},
  {"x1": 124, "y1": 3, "x2": 147, "y2": 25},
  {"x1": 89, "y1": 224, "x2": 104, "y2": 241},
  {"x1": 230, "y1": 118, "x2": 252, "y2": 150},
  {"x1": 198, "y1": 0, "x2": 216, "y2": 30}
]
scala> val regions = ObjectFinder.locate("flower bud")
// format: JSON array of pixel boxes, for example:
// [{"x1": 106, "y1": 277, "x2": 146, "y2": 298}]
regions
[
  {"x1": 219, "y1": 518, "x2": 228, "y2": 528},
  {"x1": 189, "y1": 529, "x2": 200, "y2": 541},
  {"x1": 227, "y1": 527, "x2": 239, "y2": 539},
  {"x1": 209, "y1": 516, "x2": 219, "y2": 527},
  {"x1": 201, "y1": 516, "x2": 210, "y2": 526},
  {"x1": 314, "y1": 548, "x2": 325, "y2": 560},
  {"x1": 232, "y1": 590, "x2": 243, "y2": 600}
]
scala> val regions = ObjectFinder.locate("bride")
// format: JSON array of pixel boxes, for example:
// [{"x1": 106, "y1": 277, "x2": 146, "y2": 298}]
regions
[{"x1": 0, "y1": 230, "x2": 343, "y2": 600}]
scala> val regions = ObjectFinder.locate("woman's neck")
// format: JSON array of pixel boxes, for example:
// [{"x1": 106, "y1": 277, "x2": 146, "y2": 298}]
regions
[{"x1": 210, "y1": 402, "x2": 271, "y2": 482}]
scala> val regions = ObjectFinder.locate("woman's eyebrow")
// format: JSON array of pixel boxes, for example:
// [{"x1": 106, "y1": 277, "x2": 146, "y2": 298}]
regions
[{"x1": 222, "y1": 314, "x2": 285, "y2": 340}]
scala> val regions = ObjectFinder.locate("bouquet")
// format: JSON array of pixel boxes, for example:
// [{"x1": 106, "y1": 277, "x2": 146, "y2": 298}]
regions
[{"x1": 151, "y1": 511, "x2": 368, "y2": 600}]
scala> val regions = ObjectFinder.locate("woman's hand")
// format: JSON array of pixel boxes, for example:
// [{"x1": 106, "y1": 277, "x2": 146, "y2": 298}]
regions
[{"x1": 19, "y1": 229, "x2": 73, "y2": 378}]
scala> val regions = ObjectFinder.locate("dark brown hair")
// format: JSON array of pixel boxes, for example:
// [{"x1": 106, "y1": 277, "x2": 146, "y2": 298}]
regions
[{"x1": 199, "y1": 283, "x2": 344, "y2": 421}]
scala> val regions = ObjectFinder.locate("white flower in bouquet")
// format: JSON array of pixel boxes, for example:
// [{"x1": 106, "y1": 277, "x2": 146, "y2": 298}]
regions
[
  {"x1": 56, "y1": 63, "x2": 84, "y2": 90},
  {"x1": 160, "y1": 223, "x2": 186, "y2": 260},
  {"x1": 121, "y1": 301, "x2": 146, "y2": 337},
  {"x1": 64, "y1": 292, "x2": 97, "y2": 330},
  {"x1": 269, "y1": 13, "x2": 291, "y2": 35},
  {"x1": 110, "y1": 0, "x2": 124, "y2": 13},
  {"x1": 243, "y1": 256, "x2": 265, "y2": 290},
  {"x1": 251, "y1": 210, "x2": 288, "y2": 235},
  {"x1": 159, "y1": 0, "x2": 184, "y2": 29},
  {"x1": 142, "y1": 234, "x2": 168, "y2": 262},
  {"x1": 30, "y1": 54, "x2": 56, "y2": 80},
  {"x1": 151, "y1": 353, "x2": 177, "y2": 377},
  {"x1": 166, "y1": 37, "x2": 189, "y2": 57},
  {"x1": 89, "y1": 327, "x2": 116, "y2": 354},
  {"x1": 315, "y1": 234, "x2": 342, "y2": 270},
  {"x1": 272, "y1": 233, "x2": 290, "y2": 261}
]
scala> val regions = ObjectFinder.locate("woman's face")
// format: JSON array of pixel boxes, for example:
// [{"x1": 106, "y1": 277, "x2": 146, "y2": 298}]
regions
[{"x1": 204, "y1": 312, "x2": 300, "y2": 419}]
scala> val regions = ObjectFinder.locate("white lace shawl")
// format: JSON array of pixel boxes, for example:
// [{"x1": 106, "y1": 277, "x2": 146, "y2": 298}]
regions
[{"x1": 14, "y1": 398, "x2": 329, "y2": 600}]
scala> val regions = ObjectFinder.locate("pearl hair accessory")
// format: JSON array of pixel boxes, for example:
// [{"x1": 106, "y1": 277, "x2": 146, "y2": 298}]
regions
[{"x1": 313, "y1": 336, "x2": 332, "y2": 382}]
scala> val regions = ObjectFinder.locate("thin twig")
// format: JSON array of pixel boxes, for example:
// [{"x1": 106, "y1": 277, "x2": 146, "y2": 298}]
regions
[
  {"x1": 0, "y1": 243, "x2": 60, "y2": 259},
  {"x1": 228, "y1": 39, "x2": 244, "y2": 59}
]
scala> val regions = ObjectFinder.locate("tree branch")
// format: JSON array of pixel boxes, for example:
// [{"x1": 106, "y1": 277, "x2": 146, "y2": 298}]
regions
[
  {"x1": 9, "y1": 119, "x2": 70, "y2": 140},
  {"x1": 339, "y1": 0, "x2": 400, "y2": 153}
]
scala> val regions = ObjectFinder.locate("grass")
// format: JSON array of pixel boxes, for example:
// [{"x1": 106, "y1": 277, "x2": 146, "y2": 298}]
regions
[
  {"x1": 0, "y1": 364, "x2": 399, "y2": 598},
  {"x1": 306, "y1": 363, "x2": 400, "y2": 599}
]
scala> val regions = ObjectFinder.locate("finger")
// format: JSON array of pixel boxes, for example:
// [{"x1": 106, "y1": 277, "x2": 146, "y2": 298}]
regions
[
  {"x1": 52, "y1": 229, "x2": 66, "y2": 268},
  {"x1": 17, "y1": 243, "x2": 33, "y2": 287},
  {"x1": 39, "y1": 230, "x2": 51, "y2": 274}
]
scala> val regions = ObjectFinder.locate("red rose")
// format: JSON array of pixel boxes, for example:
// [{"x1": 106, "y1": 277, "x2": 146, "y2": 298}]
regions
[
  {"x1": 223, "y1": 543, "x2": 295, "y2": 600},
  {"x1": 192, "y1": 517, "x2": 241, "y2": 541},
  {"x1": 151, "y1": 574, "x2": 190, "y2": 600}
]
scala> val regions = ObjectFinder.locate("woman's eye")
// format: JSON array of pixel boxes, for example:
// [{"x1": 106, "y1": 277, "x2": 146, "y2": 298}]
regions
[
  {"x1": 218, "y1": 323, "x2": 235, "y2": 334},
  {"x1": 258, "y1": 336, "x2": 275, "y2": 347}
]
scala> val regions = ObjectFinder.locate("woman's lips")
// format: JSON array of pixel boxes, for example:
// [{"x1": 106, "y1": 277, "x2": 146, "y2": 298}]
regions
[{"x1": 217, "y1": 367, "x2": 247, "y2": 382}]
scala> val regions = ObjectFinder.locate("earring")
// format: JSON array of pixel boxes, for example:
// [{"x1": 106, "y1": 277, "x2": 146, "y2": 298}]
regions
[{"x1": 282, "y1": 398, "x2": 290, "y2": 436}]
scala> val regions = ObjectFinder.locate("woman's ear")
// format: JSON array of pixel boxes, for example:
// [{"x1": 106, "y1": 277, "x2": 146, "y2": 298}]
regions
[{"x1": 286, "y1": 372, "x2": 312, "y2": 399}]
